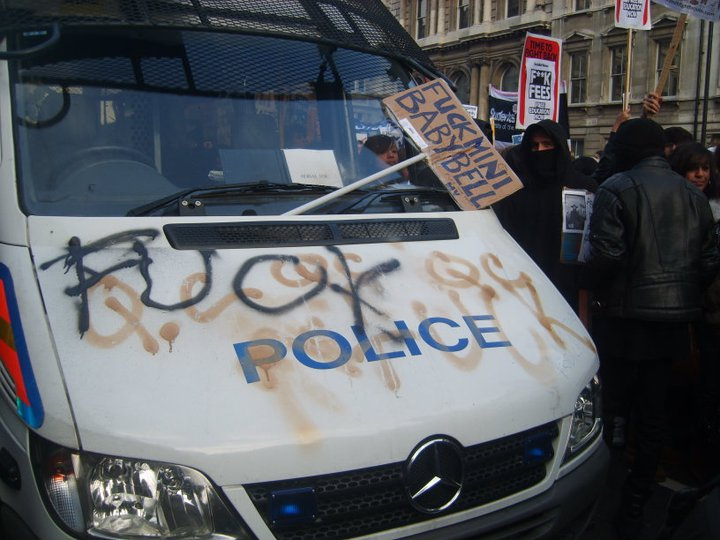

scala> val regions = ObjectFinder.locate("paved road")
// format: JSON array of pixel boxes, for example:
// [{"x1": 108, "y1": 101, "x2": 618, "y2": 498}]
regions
[{"x1": 579, "y1": 446, "x2": 718, "y2": 540}]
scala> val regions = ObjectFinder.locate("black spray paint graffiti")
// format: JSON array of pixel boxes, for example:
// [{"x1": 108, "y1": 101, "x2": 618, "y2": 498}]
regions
[
  {"x1": 40, "y1": 230, "x2": 213, "y2": 336},
  {"x1": 233, "y1": 254, "x2": 329, "y2": 314},
  {"x1": 42, "y1": 231, "x2": 402, "y2": 338},
  {"x1": 233, "y1": 245, "x2": 402, "y2": 331}
]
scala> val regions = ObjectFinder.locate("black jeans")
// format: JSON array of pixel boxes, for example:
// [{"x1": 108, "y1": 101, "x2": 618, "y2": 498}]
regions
[
  {"x1": 593, "y1": 316, "x2": 689, "y2": 495},
  {"x1": 602, "y1": 353, "x2": 673, "y2": 493}
]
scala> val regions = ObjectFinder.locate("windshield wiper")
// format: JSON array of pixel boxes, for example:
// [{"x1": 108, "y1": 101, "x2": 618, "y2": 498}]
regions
[
  {"x1": 324, "y1": 185, "x2": 452, "y2": 214},
  {"x1": 126, "y1": 182, "x2": 338, "y2": 216}
]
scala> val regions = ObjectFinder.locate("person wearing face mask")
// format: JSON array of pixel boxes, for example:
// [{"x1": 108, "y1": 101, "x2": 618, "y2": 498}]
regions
[{"x1": 492, "y1": 119, "x2": 597, "y2": 312}]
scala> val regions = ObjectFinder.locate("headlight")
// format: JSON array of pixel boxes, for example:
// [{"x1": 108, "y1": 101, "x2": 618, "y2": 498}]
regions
[
  {"x1": 564, "y1": 375, "x2": 603, "y2": 462},
  {"x1": 31, "y1": 434, "x2": 251, "y2": 539}
]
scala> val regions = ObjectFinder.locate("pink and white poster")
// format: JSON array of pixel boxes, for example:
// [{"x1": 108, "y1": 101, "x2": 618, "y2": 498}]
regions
[{"x1": 517, "y1": 33, "x2": 562, "y2": 130}]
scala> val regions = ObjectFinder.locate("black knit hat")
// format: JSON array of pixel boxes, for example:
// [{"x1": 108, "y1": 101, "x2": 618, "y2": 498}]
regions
[{"x1": 614, "y1": 118, "x2": 666, "y2": 171}]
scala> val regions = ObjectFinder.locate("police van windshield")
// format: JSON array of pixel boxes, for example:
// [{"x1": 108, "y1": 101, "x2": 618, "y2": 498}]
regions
[{"x1": 10, "y1": 27, "x2": 445, "y2": 216}]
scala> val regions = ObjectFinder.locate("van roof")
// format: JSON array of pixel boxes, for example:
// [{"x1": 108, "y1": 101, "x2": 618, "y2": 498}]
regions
[{"x1": 0, "y1": 0, "x2": 435, "y2": 73}]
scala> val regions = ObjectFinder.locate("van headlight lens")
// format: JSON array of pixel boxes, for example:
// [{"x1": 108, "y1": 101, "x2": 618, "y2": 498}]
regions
[
  {"x1": 564, "y1": 375, "x2": 603, "y2": 461},
  {"x1": 31, "y1": 435, "x2": 250, "y2": 538}
]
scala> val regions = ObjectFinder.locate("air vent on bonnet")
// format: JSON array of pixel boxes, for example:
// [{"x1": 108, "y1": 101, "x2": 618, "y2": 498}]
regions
[{"x1": 163, "y1": 219, "x2": 458, "y2": 250}]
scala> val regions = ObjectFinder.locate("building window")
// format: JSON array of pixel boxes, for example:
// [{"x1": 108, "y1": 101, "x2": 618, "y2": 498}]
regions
[
  {"x1": 507, "y1": 0, "x2": 520, "y2": 18},
  {"x1": 570, "y1": 139, "x2": 584, "y2": 159},
  {"x1": 656, "y1": 39, "x2": 680, "y2": 97},
  {"x1": 417, "y1": 0, "x2": 428, "y2": 39},
  {"x1": 575, "y1": 0, "x2": 591, "y2": 10},
  {"x1": 453, "y1": 72, "x2": 470, "y2": 103},
  {"x1": 610, "y1": 45, "x2": 627, "y2": 102},
  {"x1": 501, "y1": 64, "x2": 519, "y2": 92},
  {"x1": 570, "y1": 51, "x2": 588, "y2": 104},
  {"x1": 458, "y1": 0, "x2": 472, "y2": 29}
]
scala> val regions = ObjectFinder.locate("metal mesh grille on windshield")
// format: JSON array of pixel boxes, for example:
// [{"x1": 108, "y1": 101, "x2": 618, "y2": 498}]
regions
[
  {"x1": 0, "y1": 0, "x2": 432, "y2": 69},
  {"x1": 15, "y1": 30, "x2": 408, "y2": 99}
]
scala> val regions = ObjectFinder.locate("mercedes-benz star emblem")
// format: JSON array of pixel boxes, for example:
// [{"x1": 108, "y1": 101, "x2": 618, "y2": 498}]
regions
[{"x1": 404, "y1": 436, "x2": 464, "y2": 514}]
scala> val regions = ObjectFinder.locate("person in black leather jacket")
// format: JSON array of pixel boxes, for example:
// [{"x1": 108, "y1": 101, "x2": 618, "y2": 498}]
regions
[{"x1": 587, "y1": 118, "x2": 720, "y2": 539}]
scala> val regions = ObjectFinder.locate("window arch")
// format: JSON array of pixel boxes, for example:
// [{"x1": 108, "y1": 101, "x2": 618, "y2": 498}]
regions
[
  {"x1": 501, "y1": 64, "x2": 519, "y2": 92},
  {"x1": 452, "y1": 71, "x2": 470, "y2": 103}
]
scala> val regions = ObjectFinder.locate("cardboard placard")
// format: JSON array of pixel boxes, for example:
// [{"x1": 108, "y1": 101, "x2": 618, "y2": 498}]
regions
[{"x1": 382, "y1": 79, "x2": 523, "y2": 210}]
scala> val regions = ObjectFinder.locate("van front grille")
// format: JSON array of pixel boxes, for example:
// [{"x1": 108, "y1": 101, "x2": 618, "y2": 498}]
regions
[{"x1": 243, "y1": 422, "x2": 559, "y2": 540}]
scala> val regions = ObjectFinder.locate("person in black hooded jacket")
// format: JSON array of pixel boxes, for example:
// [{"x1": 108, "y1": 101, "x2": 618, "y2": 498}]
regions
[{"x1": 492, "y1": 119, "x2": 597, "y2": 312}]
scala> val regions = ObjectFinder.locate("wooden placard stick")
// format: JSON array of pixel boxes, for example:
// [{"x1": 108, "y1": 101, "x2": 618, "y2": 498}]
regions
[
  {"x1": 654, "y1": 13, "x2": 687, "y2": 97},
  {"x1": 623, "y1": 29, "x2": 633, "y2": 111}
]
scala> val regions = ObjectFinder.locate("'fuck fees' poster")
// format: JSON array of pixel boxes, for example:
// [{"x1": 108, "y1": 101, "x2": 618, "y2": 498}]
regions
[{"x1": 517, "y1": 33, "x2": 562, "y2": 130}]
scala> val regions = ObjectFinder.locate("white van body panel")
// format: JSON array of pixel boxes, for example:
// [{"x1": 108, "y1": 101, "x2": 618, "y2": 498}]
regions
[
  {"x1": 0, "y1": 61, "x2": 27, "y2": 246},
  {"x1": 28, "y1": 212, "x2": 597, "y2": 485},
  {"x1": 0, "y1": 243, "x2": 77, "y2": 449}
]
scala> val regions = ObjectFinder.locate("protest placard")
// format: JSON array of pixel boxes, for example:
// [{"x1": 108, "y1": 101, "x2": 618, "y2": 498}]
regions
[
  {"x1": 560, "y1": 188, "x2": 594, "y2": 264},
  {"x1": 488, "y1": 85, "x2": 521, "y2": 146},
  {"x1": 615, "y1": 0, "x2": 652, "y2": 29},
  {"x1": 652, "y1": 0, "x2": 720, "y2": 21},
  {"x1": 383, "y1": 79, "x2": 523, "y2": 210},
  {"x1": 517, "y1": 33, "x2": 563, "y2": 130}
]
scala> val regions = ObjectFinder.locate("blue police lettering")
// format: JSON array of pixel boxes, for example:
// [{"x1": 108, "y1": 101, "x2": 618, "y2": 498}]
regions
[
  {"x1": 419, "y1": 317, "x2": 469, "y2": 352},
  {"x1": 352, "y1": 320, "x2": 423, "y2": 362},
  {"x1": 233, "y1": 338, "x2": 287, "y2": 384},
  {"x1": 293, "y1": 330, "x2": 352, "y2": 370},
  {"x1": 233, "y1": 314, "x2": 511, "y2": 384},
  {"x1": 462, "y1": 315, "x2": 511, "y2": 347}
]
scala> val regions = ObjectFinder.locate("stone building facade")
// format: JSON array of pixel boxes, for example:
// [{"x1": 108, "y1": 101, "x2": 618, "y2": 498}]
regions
[{"x1": 382, "y1": 0, "x2": 719, "y2": 156}]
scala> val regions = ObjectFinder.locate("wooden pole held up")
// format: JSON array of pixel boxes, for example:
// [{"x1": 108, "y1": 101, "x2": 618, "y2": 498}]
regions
[
  {"x1": 654, "y1": 13, "x2": 687, "y2": 96},
  {"x1": 623, "y1": 29, "x2": 633, "y2": 111}
]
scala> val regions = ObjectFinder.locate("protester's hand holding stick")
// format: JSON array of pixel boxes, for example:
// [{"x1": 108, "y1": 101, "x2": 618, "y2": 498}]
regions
[
  {"x1": 613, "y1": 108, "x2": 631, "y2": 132},
  {"x1": 643, "y1": 13, "x2": 686, "y2": 118},
  {"x1": 641, "y1": 92, "x2": 663, "y2": 119}
]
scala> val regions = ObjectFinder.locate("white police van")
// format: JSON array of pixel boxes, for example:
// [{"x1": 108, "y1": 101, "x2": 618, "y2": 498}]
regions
[{"x1": 0, "y1": 1, "x2": 607, "y2": 538}]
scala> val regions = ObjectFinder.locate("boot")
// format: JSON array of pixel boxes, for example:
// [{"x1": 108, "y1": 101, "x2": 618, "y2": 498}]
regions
[
  {"x1": 614, "y1": 484, "x2": 648, "y2": 540},
  {"x1": 612, "y1": 416, "x2": 626, "y2": 447}
]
